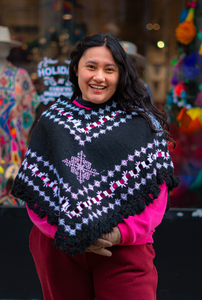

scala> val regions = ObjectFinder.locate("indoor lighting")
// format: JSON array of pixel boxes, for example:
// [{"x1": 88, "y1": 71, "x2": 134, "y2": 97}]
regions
[
  {"x1": 39, "y1": 37, "x2": 47, "y2": 45},
  {"x1": 51, "y1": 41, "x2": 57, "y2": 47},
  {"x1": 146, "y1": 23, "x2": 153, "y2": 30},
  {"x1": 22, "y1": 44, "x2": 28, "y2": 50},
  {"x1": 63, "y1": 14, "x2": 72, "y2": 20},
  {"x1": 153, "y1": 23, "x2": 160, "y2": 30},
  {"x1": 49, "y1": 27, "x2": 56, "y2": 33},
  {"x1": 63, "y1": 33, "x2": 70, "y2": 39},
  {"x1": 146, "y1": 23, "x2": 160, "y2": 31},
  {"x1": 157, "y1": 41, "x2": 165, "y2": 48}
]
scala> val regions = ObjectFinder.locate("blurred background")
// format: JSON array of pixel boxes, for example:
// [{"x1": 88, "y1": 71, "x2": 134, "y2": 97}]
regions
[
  {"x1": 1, "y1": 0, "x2": 202, "y2": 209},
  {"x1": 1, "y1": 1, "x2": 202, "y2": 299}
]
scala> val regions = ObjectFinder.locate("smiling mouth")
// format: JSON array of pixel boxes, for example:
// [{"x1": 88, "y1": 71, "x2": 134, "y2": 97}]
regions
[{"x1": 89, "y1": 84, "x2": 106, "y2": 90}]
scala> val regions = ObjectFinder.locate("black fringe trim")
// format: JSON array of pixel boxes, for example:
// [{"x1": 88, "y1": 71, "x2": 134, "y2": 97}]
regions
[
  {"x1": 11, "y1": 180, "x2": 59, "y2": 225},
  {"x1": 11, "y1": 172, "x2": 180, "y2": 256}
]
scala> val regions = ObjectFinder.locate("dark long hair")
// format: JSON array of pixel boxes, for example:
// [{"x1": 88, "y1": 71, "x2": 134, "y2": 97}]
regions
[{"x1": 69, "y1": 33, "x2": 174, "y2": 145}]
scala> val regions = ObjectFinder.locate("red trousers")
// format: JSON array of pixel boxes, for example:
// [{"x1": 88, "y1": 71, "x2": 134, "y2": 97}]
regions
[{"x1": 30, "y1": 225, "x2": 158, "y2": 300}]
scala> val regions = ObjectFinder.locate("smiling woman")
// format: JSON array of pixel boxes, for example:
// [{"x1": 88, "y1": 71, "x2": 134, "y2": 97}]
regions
[
  {"x1": 75, "y1": 46, "x2": 119, "y2": 104},
  {"x1": 11, "y1": 32, "x2": 179, "y2": 300}
]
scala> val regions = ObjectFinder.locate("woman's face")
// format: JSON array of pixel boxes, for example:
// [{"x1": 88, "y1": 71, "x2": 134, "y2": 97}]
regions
[{"x1": 76, "y1": 46, "x2": 119, "y2": 104}]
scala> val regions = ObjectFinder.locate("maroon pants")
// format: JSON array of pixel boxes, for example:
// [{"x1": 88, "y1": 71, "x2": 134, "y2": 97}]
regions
[{"x1": 30, "y1": 225, "x2": 158, "y2": 300}]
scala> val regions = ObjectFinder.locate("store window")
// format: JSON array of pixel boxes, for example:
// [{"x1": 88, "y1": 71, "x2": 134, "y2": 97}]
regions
[{"x1": 0, "y1": 0, "x2": 201, "y2": 208}]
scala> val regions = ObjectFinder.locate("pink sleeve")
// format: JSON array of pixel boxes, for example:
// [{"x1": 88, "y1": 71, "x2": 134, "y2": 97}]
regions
[
  {"x1": 26, "y1": 204, "x2": 57, "y2": 239},
  {"x1": 118, "y1": 182, "x2": 168, "y2": 245}
]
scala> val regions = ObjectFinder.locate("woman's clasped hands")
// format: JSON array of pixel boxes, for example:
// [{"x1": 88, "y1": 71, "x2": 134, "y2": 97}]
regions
[{"x1": 85, "y1": 226, "x2": 122, "y2": 257}]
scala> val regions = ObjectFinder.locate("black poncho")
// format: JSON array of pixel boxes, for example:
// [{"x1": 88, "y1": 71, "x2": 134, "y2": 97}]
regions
[{"x1": 11, "y1": 96, "x2": 179, "y2": 255}]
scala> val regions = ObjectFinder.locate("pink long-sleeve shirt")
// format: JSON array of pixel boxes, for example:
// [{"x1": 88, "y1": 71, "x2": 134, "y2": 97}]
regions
[{"x1": 26, "y1": 99, "x2": 168, "y2": 245}]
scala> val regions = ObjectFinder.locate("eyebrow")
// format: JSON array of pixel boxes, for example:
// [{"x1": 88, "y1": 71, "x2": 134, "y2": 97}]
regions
[{"x1": 85, "y1": 60, "x2": 117, "y2": 67}]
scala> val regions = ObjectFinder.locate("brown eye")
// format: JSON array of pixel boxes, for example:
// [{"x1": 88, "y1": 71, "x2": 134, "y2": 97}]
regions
[
  {"x1": 87, "y1": 65, "x2": 95, "y2": 69},
  {"x1": 106, "y1": 68, "x2": 114, "y2": 72}
]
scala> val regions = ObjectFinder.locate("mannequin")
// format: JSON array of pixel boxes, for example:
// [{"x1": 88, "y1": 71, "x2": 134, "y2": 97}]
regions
[
  {"x1": 0, "y1": 26, "x2": 39, "y2": 205},
  {"x1": 0, "y1": 44, "x2": 10, "y2": 72}
]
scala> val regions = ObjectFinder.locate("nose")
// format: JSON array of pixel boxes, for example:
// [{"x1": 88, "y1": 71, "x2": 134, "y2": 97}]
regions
[{"x1": 93, "y1": 69, "x2": 105, "y2": 82}]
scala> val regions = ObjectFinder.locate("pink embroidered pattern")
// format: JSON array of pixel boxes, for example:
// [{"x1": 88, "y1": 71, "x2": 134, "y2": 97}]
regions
[{"x1": 62, "y1": 151, "x2": 99, "y2": 184}]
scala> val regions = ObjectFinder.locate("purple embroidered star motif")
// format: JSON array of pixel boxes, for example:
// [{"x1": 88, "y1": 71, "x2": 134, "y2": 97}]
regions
[{"x1": 62, "y1": 151, "x2": 99, "y2": 184}]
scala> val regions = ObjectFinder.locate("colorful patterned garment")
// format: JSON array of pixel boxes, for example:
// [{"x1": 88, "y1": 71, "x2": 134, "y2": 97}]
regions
[
  {"x1": 0, "y1": 61, "x2": 39, "y2": 202},
  {"x1": 11, "y1": 95, "x2": 179, "y2": 254}
]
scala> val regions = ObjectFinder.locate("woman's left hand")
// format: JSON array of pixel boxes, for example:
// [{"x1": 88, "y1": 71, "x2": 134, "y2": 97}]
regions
[
  {"x1": 102, "y1": 226, "x2": 122, "y2": 246},
  {"x1": 85, "y1": 226, "x2": 122, "y2": 257}
]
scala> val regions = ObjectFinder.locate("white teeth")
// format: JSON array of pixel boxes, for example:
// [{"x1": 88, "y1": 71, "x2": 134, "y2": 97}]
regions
[{"x1": 90, "y1": 85, "x2": 105, "y2": 90}]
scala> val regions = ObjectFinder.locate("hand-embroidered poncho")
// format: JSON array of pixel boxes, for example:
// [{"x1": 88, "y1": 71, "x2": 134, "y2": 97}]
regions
[{"x1": 11, "y1": 95, "x2": 179, "y2": 255}]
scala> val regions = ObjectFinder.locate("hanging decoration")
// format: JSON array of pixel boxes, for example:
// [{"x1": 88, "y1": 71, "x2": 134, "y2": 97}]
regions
[
  {"x1": 179, "y1": 8, "x2": 189, "y2": 23},
  {"x1": 195, "y1": 84, "x2": 202, "y2": 106},
  {"x1": 176, "y1": 106, "x2": 202, "y2": 133},
  {"x1": 165, "y1": 0, "x2": 202, "y2": 208},
  {"x1": 175, "y1": 0, "x2": 197, "y2": 45},
  {"x1": 166, "y1": 83, "x2": 190, "y2": 109},
  {"x1": 181, "y1": 31, "x2": 202, "y2": 80},
  {"x1": 182, "y1": 52, "x2": 201, "y2": 80}
]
